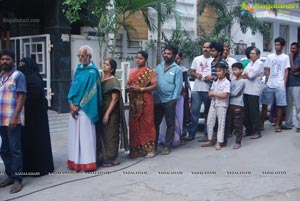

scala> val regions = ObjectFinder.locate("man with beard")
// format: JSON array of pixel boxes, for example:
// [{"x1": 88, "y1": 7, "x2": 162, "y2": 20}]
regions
[
  {"x1": 0, "y1": 49, "x2": 26, "y2": 193},
  {"x1": 154, "y1": 45, "x2": 183, "y2": 155},
  {"x1": 209, "y1": 42, "x2": 229, "y2": 82},
  {"x1": 186, "y1": 42, "x2": 213, "y2": 141},
  {"x1": 283, "y1": 42, "x2": 300, "y2": 132}
]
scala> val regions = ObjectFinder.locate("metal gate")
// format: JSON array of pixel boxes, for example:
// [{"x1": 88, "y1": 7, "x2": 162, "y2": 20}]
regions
[{"x1": 9, "y1": 34, "x2": 53, "y2": 106}]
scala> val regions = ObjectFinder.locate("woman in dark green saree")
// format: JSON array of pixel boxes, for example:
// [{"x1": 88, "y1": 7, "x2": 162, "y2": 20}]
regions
[{"x1": 97, "y1": 59, "x2": 128, "y2": 167}]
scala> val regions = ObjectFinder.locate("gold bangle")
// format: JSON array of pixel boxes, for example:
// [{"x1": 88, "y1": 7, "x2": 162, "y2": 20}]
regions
[{"x1": 140, "y1": 87, "x2": 144, "y2": 92}]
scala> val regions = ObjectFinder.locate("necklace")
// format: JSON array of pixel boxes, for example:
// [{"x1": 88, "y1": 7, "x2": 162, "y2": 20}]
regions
[
  {"x1": 0, "y1": 73, "x2": 11, "y2": 87},
  {"x1": 0, "y1": 68, "x2": 15, "y2": 87}
]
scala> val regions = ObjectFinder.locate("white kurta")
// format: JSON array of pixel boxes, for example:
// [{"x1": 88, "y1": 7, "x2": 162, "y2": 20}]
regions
[{"x1": 68, "y1": 110, "x2": 97, "y2": 171}]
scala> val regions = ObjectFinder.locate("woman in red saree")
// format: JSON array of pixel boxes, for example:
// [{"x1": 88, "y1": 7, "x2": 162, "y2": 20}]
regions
[{"x1": 126, "y1": 51, "x2": 157, "y2": 158}]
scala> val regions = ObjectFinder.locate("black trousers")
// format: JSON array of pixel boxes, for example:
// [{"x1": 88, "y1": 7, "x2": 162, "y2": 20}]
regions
[
  {"x1": 224, "y1": 105, "x2": 244, "y2": 145},
  {"x1": 154, "y1": 99, "x2": 177, "y2": 150},
  {"x1": 243, "y1": 94, "x2": 261, "y2": 135}
]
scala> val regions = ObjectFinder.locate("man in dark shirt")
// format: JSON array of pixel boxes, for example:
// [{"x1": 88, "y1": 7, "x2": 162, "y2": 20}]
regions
[{"x1": 283, "y1": 42, "x2": 300, "y2": 132}]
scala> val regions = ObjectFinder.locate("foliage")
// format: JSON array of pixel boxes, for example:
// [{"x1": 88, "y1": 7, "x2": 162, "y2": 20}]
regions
[
  {"x1": 63, "y1": 0, "x2": 177, "y2": 63},
  {"x1": 198, "y1": 0, "x2": 275, "y2": 41},
  {"x1": 150, "y1": 29, "x2": 228, "y2": 62}
]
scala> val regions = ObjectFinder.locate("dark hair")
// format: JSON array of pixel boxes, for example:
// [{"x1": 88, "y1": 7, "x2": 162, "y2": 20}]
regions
[
  {"x1": 232, "y1": 62, "x2": 243, "y2": 69},
  {"x1": 215, "y1": 62, "x2": 227, "y2": 69},
  {"x1": 251, "y1": 47, "x2": 261, "y2": 56},
  {"x1": 244, "y1": 46, "x2": 254, "y2": 59},
  {"x1": 0, "y1": 49, "x2": 15, "y2": 61},
  {"x1": 137, "y1": 50, "x2": 148, "y2": 61},
  {"x1": 274, "y1": 37, "x2": 286, "y2": 46},
  {"x1": 177, "y1": 52, "x2": 183, "y2": 58},
  {"x1": 291, "y1": 42, "x2": 299, "y2": 48},
  {"x1": 164, "y1": 45, "x2": 178, "y2": 55},
  {"x1": 209, "y1": 42, "x2": 224, "y2": 56},
  {"x1": 106, "y1": 58, "x2": 117, "y2": 76}
]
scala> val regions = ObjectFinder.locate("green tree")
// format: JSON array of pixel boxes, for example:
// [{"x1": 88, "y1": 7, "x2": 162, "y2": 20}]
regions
[
  {"x1": 161, "y1": 29, "x2": 228, "y2": 62},
  {"x1": 148, "y1": 1, "x2": 179, "y2": 64},
  {"x1": 63, "y1": 0, "x2": 177, "y2": 63},
  {"x1": 198, "y1": 0, "x2": 275, "y2": 42}
]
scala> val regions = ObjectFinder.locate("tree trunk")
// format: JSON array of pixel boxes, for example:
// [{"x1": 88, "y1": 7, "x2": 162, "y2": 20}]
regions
[{"x1": 156, "y1": 3, "x2": 162, "y2": 65}]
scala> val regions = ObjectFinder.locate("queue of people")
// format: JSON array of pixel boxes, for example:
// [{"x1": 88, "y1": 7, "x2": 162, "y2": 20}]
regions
[
  {"x1": 0, "y1": 36, "x2": 299, "y2": 193},
  {"x1": 0, "y1": 49, "x2": 54, "y2": 193}
]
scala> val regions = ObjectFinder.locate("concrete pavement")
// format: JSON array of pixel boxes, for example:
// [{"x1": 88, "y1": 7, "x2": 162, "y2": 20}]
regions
[{"x1": 1, "y1": 110, "x2": 300, "y2": 201}]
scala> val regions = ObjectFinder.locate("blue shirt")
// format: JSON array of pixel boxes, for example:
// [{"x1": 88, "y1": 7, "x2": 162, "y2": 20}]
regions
[{"x1": 154, "y1": 61, "x2": 183, "y2": 103}]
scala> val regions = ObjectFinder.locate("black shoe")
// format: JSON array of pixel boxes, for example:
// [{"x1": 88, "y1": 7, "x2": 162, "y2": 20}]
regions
[
  {"x1": 185, "y1": 136, "x2": 195, "y2": 141},
  {"x1": 282, "y1": 125, "x2": 292, "y2": 130},
  {"x1": 221, "y1": 142, "x2": 227, "y2": 147},
  {"x1": 243, "y1": 132, "x2": 252, "y2": 137},
  {"x1": 197, "y1": 137, "x2": 208, "y2": 142}
]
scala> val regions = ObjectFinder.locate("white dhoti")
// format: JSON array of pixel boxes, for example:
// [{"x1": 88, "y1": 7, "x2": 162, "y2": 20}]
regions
[{"x1": 67, "y1": 110, "x2": 97, "y2": 171}]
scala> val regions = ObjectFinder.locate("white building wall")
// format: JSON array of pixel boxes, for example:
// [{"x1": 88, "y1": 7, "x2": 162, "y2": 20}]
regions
[
  {"x1": 70, "y1": 35, "x2": 102, "y2": 76},
  {"x1": 232, "y1": 10, "x2": 300, "y2": 56},
  {"x1": 231, "y1": 18, "x2": 299, "y2": 57},
  {"x1": 289, "y1": 26, "x2": 298, "y2": 45},
  {"x1": 149, "y1": 0, "x2": 198, "y2": 40}
]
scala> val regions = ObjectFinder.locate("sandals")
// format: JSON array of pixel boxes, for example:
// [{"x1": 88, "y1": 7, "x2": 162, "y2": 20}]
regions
[
  {"x1": 250, "y1": 134, "x2": 261, "y2": 139},
  {"x1": 180, "y1": 139, "x2": 186, "y2": 145},
  {"x1": 200, "y1": 141, "x2": 213, "y2": 147},
  {"x1": 0, "y1": 177, "x2": 14, "y2": 188},
  {"x1": 145, "y1": 151, "x2": 155, "y2": 158},
  {"x1": 9, "y1": 181, "x2": 23, "y2": 194},
  {"x1": 102, "y1": 160, "x2": 120, "y2": 167},
  {"x1": 232, "y1": 144, "x2": 241, "y2": 149},
  {"x1": 161, "y1": 147, "x2": 170, "y2": 155},
  {"x1": 215, "y1": 143, "x2": 221, "y2": 150},
  {"x1": 275, "y1": 127, "x2": 282, "y2": 132}
]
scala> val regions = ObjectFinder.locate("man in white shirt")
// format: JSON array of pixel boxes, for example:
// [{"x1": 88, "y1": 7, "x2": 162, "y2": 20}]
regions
[
  {"x1": 243, "y1": 48, "x2": 264, "y2": 139},
  {"x1": 187, "y1": 42, "x2": 213, "y2": 141},
  {"x1": 260, "y1": 37, "x2": 290, "y2": 132}
]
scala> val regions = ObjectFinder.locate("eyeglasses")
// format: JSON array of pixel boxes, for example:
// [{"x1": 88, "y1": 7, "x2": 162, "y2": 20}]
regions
[{"x1": 77, "y1": 54, "x2": 88, "y2": 58}]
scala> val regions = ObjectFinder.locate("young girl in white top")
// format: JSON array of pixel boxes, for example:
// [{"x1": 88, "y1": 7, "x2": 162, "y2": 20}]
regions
[{"x1": 201, "y1": 63, "x2": 230, "y2": 150}]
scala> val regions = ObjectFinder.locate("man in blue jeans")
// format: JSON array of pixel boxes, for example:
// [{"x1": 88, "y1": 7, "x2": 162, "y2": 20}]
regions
[
  {"x1": 187, "y1": 42, "x2": 213, "y2": 141},
  {"x1": 154, "y1": 45, "x2": 183, "y2": 155},
  {"x1": 0, "y1": 49, "x2": 26, "y2": 194}
]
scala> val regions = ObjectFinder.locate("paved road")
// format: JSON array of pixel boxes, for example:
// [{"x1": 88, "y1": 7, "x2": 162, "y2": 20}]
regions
[{"x1": 1, "y1": 110, "x2": 300, "y2": 201}]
